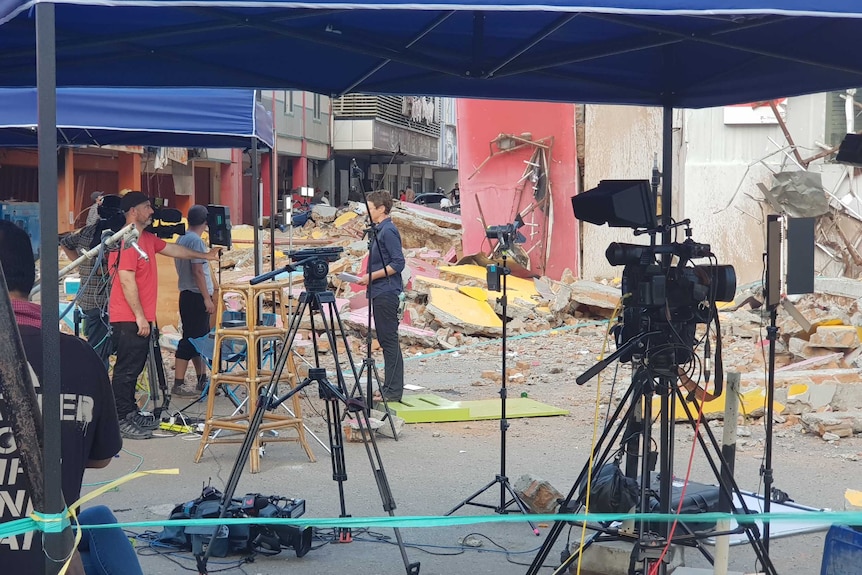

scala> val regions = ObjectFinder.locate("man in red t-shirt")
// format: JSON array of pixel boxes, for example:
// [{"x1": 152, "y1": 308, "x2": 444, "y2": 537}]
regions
[{"x1": 109, "y1": 192, "x2": 220, "y2": 439}]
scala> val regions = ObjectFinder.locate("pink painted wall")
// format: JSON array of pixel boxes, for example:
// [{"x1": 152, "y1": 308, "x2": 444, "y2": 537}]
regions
[{"x1": 457, "y1": 99, "x2": 579, "y2": 280}]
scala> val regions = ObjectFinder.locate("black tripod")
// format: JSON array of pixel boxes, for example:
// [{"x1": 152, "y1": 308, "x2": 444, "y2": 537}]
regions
[
  {"x1": 195, "y1": 253, "x2": 420, "y2": 575},
  {"x1": 446, "y1": 253, "x2": 539, "y2": 536},
  {"x1": 145, "y1": 322, "x2": 171, "y2": 420},
  {"x1": 525, "y1": 335, "x2": 778, "y2": 575}
]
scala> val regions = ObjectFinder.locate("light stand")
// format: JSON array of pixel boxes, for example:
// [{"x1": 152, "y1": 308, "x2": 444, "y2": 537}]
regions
[
  {"x1": 446, "y1": 226, "x2": 539, "y2": 536},
  {"x1": 348, "y1": 159, "x2": 398, "y2": 438},
  {"x1": 761, "y1": 214, "x2": 782, "y2": 554}
]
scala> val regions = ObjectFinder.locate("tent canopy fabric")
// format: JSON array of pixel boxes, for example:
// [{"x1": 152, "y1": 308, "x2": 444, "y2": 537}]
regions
[
  {"x1": 2, "y1": 2, "x2": 862, "y2": 108},
  {"x1": 0, "y1": 87, "x2": 274, "y2": 148}
]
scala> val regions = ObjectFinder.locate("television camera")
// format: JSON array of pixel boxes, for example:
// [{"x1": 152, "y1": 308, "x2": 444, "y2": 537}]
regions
[
  {"x1": 572, "y1": 179, "x2": 737, "y2": 373},
  {"x1": 609, "y1": 234, "x2": 736, "y2": 370},
  {"x1": 92, "y1": 194, "x2": 186, "y2": 240},
  {"x1": 147, "y1": 197, "x2": 186, "y2": 238}
]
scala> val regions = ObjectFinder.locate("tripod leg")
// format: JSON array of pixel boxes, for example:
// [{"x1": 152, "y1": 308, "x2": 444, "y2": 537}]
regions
[
  {"x1": 323, "y1": 299, "x2": 400, "y2": 440},
  {"x1": 323, "y1": 394, "x2": 352, "y2": 542},
  {"x1": 445, "y1": 478, "x2": 499, "y2": 516},
  {"x1": 368, "y1": 360, "x2": 399, "y2": 439},
  {"x1": 501, "y1": 479, "x2": 541, "y2": 534},
  {"x1": 527, "y1": 375, "x2": 646, "y2": 575},
  {"x1": 346, "y1": 396, "x2": 420, "y2": 575},
  {"x1": 672, "y1": 386, "x2": 778, "y2": 575}
]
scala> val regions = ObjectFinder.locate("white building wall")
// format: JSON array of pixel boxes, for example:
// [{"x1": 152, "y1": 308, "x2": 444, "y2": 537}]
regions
[
  {"x1": 583, "y1": 93, "x2": 846, "y2": 285},
  {"x1": 582, "y1": 105, "x2": 682, "y2": 282}
]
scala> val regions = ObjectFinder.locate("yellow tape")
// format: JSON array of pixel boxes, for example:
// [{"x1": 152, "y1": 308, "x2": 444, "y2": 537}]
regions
[{"x1": 30, "y1": 468, "x2": 179, "y2": 575}]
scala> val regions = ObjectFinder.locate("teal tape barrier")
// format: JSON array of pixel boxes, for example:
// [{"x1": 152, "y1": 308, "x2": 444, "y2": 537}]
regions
[{"x1": 4, "y1": 510, "x2": 859, "y2": 539}]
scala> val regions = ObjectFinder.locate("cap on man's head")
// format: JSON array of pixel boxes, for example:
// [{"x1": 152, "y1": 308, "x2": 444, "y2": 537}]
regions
[
  {"x1": 188, "y1": 204, "x2": 209, "y2": 226},
  {"x1": 121, "y1": 191, "x2": 151, "y2": 212},
  {"x1": 91, "y1": 191, "x2": 104, "y2": 202}
]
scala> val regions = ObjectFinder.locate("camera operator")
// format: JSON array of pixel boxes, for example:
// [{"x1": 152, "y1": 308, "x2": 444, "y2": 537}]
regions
[
  {"x1": 60, "y1": 194, "x2": 120, "y2": 370},
  {"x1": 356, "y1": 190, "x2": 405, "y2": 403},
  {"x1": 108, "y1": 192, "x2": 221, "y2": 440}
]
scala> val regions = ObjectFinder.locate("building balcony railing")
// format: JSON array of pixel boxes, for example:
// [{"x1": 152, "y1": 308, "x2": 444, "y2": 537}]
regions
[{"x1": 333, "y1": 94, "x2": 442, "y2": 138}]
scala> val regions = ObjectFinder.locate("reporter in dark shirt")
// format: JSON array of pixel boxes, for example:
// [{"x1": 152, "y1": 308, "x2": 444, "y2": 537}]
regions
[{"x1": 356, "y1": 191, "x2": 406, "y2": 402}]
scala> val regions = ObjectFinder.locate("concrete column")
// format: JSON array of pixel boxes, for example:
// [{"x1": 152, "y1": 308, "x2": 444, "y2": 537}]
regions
[
  {"x1": 117, "y1": 151, "x2": 141, "y2": 192},
  {"x1": 293, "y1": 156, "x2": 308, "y2": 187},
  {"x1": 57, "y1": 148, "x2": 75, "y2": 232},
  {"x1": 220, "y1": 148, "x2": 244, "y2": 223},
  {"x1": 261, "y1": 152, "x2": 272, "y2": 216}
]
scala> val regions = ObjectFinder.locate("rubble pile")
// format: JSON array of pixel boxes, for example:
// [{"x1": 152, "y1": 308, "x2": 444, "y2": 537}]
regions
[
  {"x1": 716, "y1": 280, "x2": 862, "y2": 440},
  {"x1": 214, "y1": 202, "x2": 626, "y2": 357}
]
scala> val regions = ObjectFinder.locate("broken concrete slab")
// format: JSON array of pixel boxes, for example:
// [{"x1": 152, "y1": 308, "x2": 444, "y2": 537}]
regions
[
  {"x1": 784, "y1": 383, "x2": 837, "y2": 414},
  {"x1": 569, "y1": 280, "x2": 621, "y2": 313},
  {"x1": 801, "y1": 411, "x2": 862, "y2": 434},
  {"x1": 391, "y1": 211, "x2": 462, "y2": 253},
  {"x1": 814, "y1": 277, "x2": 862, "y2": 299},
  {"x1": 413, "y1": 275, "x2": 460, "y2": 292},
  {"x1": 369, "y1": 408, "x2": 405, "y2": 439},
  {"x1": 425, "y1": 287, "x2": 502, "y2": 336},
  {"x1": 809, "y1": 325, "x2": 862, "y2": 349},
  {"x1": 514, "y1": 474, "x2": 563, "y2": 514}
]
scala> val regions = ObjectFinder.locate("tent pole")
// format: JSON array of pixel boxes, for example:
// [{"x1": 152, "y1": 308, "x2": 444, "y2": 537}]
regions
[
  {"x1": 270, "y1": 90, "x2": 277, "y2": 272},
  {"x1": 251, "y1": 134, "x2": 261, "y2": 275},
  {"x1": 661, "y1": 105, "x2": 673, "y2": 243},
  {"x1": 36, "y1": 4, "x2": 68, "y2": 574}
]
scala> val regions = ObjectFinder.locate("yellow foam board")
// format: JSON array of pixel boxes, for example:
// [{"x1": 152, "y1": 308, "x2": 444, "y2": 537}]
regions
[
  {"x1": 438, "y1": 264, "x2": 539, "y2": 296},
  {"x1": 845, "y1": 489, "x2": 862, "y2": 510},
  {"x1": 653, "y1": 386, "x2": 784, "y2": 421},
  {"x1": 334, "y1": 211, "x2": 358, "y2": 227},
  {"x1": 429, "y1": 287, "x2": 502, "y2": 329},
  {"x1": 459, "y1": 285, "x2": 488, "y2": 302}
]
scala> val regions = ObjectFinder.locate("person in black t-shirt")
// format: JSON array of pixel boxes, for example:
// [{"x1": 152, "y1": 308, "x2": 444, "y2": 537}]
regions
[{"x1": 0, "y1": 220, "x2": 136, "y2": 575}]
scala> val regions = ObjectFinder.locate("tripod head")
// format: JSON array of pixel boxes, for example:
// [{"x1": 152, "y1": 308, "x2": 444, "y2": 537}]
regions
[{"x1": 249, "y1": 246, "x2": 343, "y2": 294}]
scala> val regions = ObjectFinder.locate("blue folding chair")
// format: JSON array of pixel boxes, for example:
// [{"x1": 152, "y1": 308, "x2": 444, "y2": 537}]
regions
[{"x1": 187, "y1": 332, "x2": 244, "y2": 407}]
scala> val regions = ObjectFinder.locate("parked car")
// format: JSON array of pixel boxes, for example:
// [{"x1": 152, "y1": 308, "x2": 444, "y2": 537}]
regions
[{"x1": 413, "y1": 192, "x2": 447, "y2": 209}]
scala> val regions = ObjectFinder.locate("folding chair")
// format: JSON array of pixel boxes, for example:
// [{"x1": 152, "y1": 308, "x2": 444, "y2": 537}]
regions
[{"x1": 187, "y1": 332, "x2": 244, "y2": 407}]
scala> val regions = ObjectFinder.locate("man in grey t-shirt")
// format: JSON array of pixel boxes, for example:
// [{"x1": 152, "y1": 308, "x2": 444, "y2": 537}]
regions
[{"x1": 172, "y1": 204, "x2": 218, "y2": 396}]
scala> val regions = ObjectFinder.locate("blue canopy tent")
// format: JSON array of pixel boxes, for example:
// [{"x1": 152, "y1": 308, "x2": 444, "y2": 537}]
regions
[
  {"x1": 0, "y1": 87, "x2": 273, "y2": 148},
  {"x1": 2, "y1": 2, "x2": 862, "y2": 107},
  {"x1": 2, "y1": 2, "x2": 862, "y2": 574}
]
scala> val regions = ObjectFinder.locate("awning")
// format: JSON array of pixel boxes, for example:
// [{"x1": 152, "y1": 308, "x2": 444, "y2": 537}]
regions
[{"x1": 0, "y1": 87, "x2": 273, "y2": 148}]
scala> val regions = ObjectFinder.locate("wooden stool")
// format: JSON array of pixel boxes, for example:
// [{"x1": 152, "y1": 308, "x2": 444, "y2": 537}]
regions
[{"x1": 194, "y1": 282, "x2": 315, "y2": 473}]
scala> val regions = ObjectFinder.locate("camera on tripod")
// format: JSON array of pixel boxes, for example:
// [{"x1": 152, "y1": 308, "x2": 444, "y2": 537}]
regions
[
  {"x1": 485, "y1": 214, "x2": 526, "y2": 249},
  {"x1": 288, "y1": 247, "x2": 344, "y2": 293},
  {"x1": 572, "y1": 179, "x2": 737, "y2": 371}
]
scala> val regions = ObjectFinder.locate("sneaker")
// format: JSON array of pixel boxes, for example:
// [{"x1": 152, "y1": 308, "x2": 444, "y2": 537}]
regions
[
  {"x1": 196, "y1": 376, "x2": 208, "y2": 392},
  {"x1": 120, "y1": 413, "x2": 153, "y2": 440},
  {"x1": 131, "y1": 410, "x2": 160, "y2": 430},
  {"x1": 171, "y1": 384, "x2": 199, "y2": 398}
]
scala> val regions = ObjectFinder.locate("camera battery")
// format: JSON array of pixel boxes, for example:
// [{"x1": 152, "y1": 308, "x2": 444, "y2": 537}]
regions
[{"x1": 486, "y1": 264, "x2": 501, "y2": 292}]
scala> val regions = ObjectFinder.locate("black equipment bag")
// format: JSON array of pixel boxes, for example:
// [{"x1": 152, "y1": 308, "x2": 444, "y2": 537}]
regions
[
  {"x1": 588, "y1": 461, "x2": 640, "y2": 515},
  {"x1": 157, "y1": 487, "x2": 308, "y2": 557},
  {"x1": 648, "y1": 475, "x2": 721, "y2": 533},
  {"x1": 156, "y1": 487, "x2": 249, "y2": 557}
]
